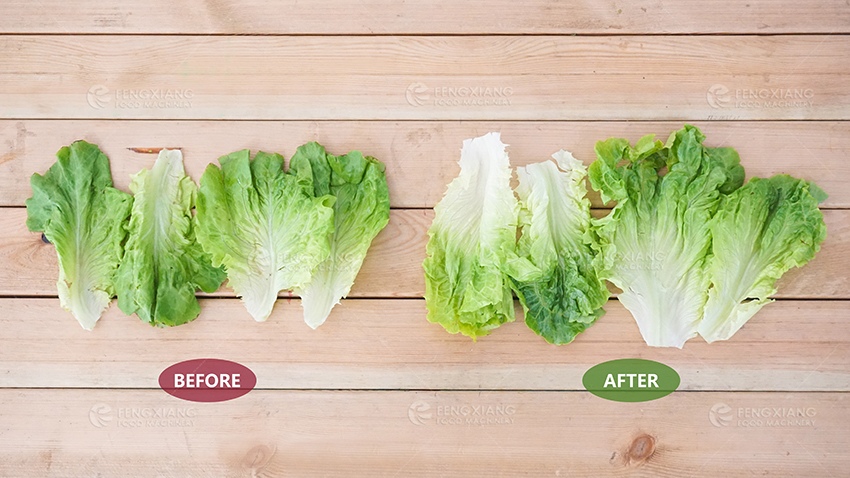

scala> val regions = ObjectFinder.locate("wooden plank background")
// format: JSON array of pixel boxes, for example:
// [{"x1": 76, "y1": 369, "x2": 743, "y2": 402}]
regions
[
  {"x1": 1, "y1": 121, "x2": 848, "y2": 208},
  {"x1": 2, "y1": 0, "x2": 849, "y2": 34},
  {"x1": 1, "y1": 390, "x2": 845, "y2": 476},
  {"x1": 2, "y1": 208, "x2": 849, "y2": 299},
  {"x1": 1, "y1": 1, "x2": 848, "y2": 476},
  {"x1": 0, "y1": 36, "x2": 847, "y2": 120}
]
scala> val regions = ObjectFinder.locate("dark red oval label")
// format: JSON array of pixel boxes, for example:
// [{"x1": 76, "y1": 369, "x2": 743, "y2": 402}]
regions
[{"x1": 159, "y1": 358, "x2": 256, "y2": 403}]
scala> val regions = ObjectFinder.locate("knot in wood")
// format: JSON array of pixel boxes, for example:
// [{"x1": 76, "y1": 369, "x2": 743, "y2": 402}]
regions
[
  {"x1": 243, "y1": 444, "x2": 275, "y2": 471},
  {"x1": 626, "y1": 433, "x2": 656, "y2": 465}
]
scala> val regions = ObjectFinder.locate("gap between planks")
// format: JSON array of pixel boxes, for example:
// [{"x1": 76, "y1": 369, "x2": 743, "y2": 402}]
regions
[{"x1": 0, "y1": 298, "x2": 847, "y2": 391}]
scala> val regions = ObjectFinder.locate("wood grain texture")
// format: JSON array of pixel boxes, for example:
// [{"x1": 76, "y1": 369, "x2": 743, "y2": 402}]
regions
[
  {"x1": 0, "y1": 36, "x2": 847, "y2": 120},
  {"x1": 2, "y1": 120, "x2": 849, "y2": 208},
  {"x1": 2, "y1": 0, "x2": 849, "y2": 34},
  {"x1": 2, "y1": 208, "x2": 846, "y2": 299},
  {"x1": 0, "y1": 298, "x2": 847, "y2": 390},
  {"x1": 1, "y1": 1, "x2": 849, "y2": 472},
  {"x1": 0, "y1": 208, "x2": 430, "y2": 299},
  {"x1": 0, "y1": 389, "x2": 846, "y2": 477}
]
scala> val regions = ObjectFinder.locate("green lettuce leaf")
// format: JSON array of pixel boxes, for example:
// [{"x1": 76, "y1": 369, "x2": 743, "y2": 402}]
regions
[
  {"x1": 291, "y1": 142, "x2": 390, "y2": 329},
  {"x1": 115, "y1": 149, "x2": 225, "y2": 327},
  {"x1": 196, "y1": 149, "x2": 335, "y2": 322},
  {"x1": 26, "y1": 140, "x2": 132, "y2": 330},
  {"x1": 589, "y1": 125, "x2": 745, "y2": 348},
  {"x1": 698, "y1": 175, "x2": 827, "y2": 342},
  {"x1": 423, "y1": 132, "x2": 518, "y2": 339},
  {"x1": 508, "y1": 151, "x2": 609, "y2": 345}
]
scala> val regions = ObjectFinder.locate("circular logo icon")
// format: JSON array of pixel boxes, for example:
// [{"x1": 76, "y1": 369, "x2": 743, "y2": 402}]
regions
[
  {"x1": 405, "y1": 82, "x2": 429, "y2": 106},
  {"x1": 706, "y1": 84, "x2": 730, "y2": 109},
  {"x1": 709, "y1": 402, "x2": 733, "y2": 427},
  {"x1": 408, "y1": 400, "x2": 432, "y2": 425},
  {"x1": 87, "y1": 85, "x2": 111, "y2": 109},
  {"x1": 89, "y1": 403, "x2": 113, "y2": 428}
]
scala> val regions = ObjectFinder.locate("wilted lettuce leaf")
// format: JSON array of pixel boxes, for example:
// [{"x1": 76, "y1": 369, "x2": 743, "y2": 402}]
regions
[
  {"x1": 589, "y1": 125, "x2": 745, "y2": 348},
  {"x1": 26, "y1": 140, "x2": 132, "y2": 330},
  {"x1": 115, "y1": 149, "x2": 225, "y2": 327},
  {"x1": 507, "y1": 151, "x2": 609, "y2": 345},
  {"x1": 196, "y1": 150, "x2": 335, "y2": 322},
  {"x1": 423, "y1": 132, "x2": 518, "y2": 339},
  {"x1": 291, "y1": 142, "x2": 390, "y2": 329},
  {"x1": 698, "y1": 175, "x2": 827, "y2": 342}
]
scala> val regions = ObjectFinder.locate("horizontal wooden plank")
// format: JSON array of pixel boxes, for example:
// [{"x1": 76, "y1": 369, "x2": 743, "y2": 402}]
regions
[
  {"x1": 0, "y1": 208, "x2": 427, "y2": 299},
  {"x1": 0, "y1": 36, "x2": 847, "y2": 120},
  {"x1": 2, "y1": 208, "x2": 846, "y2": 299},
  {"x1": 0, "y1": 298, "x2": 847, "y2": 390},
  {"x1": 2, "y1": 0, "x2": 849, "y2": 34},
  {"x1": 2, "y1": 120, "x2": 849, "y2": 208},
  {"x1": 0, "y1": 389, "x2": 846, "y2": 477}
]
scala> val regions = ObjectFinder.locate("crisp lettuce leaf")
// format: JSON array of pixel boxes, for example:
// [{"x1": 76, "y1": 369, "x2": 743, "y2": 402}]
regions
[
  {"x1": 115, "y1": 149, "x2": 225, "y2": 327},
  {"x1": 291, "y1": 142, "x2": 390, "y2": 329},
  {"x1": 423, "y1": 132, "x2": 518, "y2": 339},
  {"x1": 196, "y1": 150, "x2": 335, "y2": 322},
  {"x1": 698, "y1": 175, "x2": 827, "y2": 342},
  {"x1": 508, "y1": 151, "x2": 609, "y2": 344},
  {"x1": 589, "y1": 125, "x2": 745, "y2": 348},
  {"x1": 26, "y1": 140, "x2": 132, "y2": 330}
]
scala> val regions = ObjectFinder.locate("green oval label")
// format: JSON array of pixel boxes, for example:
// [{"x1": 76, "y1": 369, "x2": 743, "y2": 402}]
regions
[{"x1": 582, "y1": 358, "x2": 680, "y2": 402}]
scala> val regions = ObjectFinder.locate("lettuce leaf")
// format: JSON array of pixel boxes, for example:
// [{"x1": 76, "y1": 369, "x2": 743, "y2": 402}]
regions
[
  {"x1": 196, "y1": 150, "x2": 335, "y2": 322},
  {"x1": 115, "y1": 149, "x2": 225, "y2": 327},
  {"x1": 423, "y1": 132, "x2": 518, "y2": 339},
  {"x1": 698, "y1": 175, "x2": 827, "y2": 342},
  {"x1": 291, "y1": 142, "x2": 390, "y2": 329},
  {"x1": 589, "y1": 125, "x2": 745, "y2": 348},
  {"x1": 508, "y1": 151, "x2": 609, "y2": 345},
  {"x1": 26, "y1": 140, "x2": 132, "y2": 330}
]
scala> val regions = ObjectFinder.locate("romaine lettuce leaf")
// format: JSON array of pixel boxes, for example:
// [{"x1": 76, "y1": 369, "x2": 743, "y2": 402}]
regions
[
  {"x1": 589, "y1": 125, "x2": 745, "y2": 348},
  {"x1": 115, "y1": 149, "x2": 225, "y2": 327},
  {"x1": 291, "y1": 142, "x2": 390, "y2": 329},
  {"x1": 508, "y1": 151, "x2": 609, "y2": 344},
  {"x1": 26, "y1": 140, "x2": 132, "y2": 330},
  {"x1": 196, "y1": 150, "x2": 335, "y2": 322},
  {"x1": 423, "y1": 132, "x2": 518, "y2": 339},
  {"x1": 698, "y1": 175, "x2": 827, "y2": 342}
]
